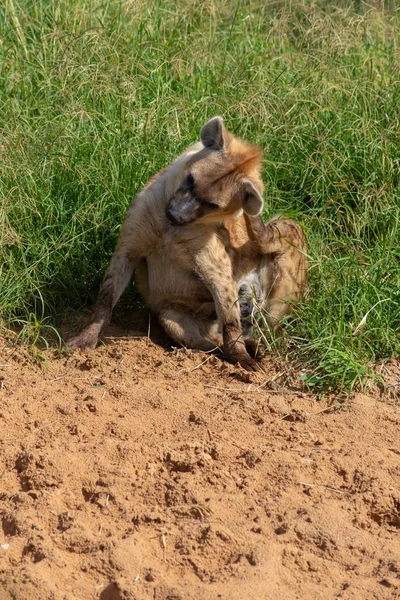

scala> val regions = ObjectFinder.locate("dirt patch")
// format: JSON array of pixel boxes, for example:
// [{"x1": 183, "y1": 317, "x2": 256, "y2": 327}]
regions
[{"x1": 0, "y1": 315, "x2": 399, "y2": 599}]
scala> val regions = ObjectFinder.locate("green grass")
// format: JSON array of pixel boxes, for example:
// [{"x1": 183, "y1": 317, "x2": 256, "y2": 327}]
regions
[{"x1": 1, "y1": 0, "x2": 399, "y2": 391}]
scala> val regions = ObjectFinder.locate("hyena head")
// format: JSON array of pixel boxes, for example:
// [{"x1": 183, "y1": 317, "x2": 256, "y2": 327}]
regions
[{"x1": 166, "y1": 117, "x2": 264, "y2": 226}]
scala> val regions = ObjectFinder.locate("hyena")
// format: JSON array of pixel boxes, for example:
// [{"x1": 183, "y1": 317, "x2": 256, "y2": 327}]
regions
[{"x1": 68, "y1": 117, "x2": 307, "y2": 371}]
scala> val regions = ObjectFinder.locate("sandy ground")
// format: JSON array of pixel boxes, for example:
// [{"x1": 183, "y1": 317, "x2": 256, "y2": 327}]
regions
[{"x1": 0, "y1": 312, "x2": 399, "y2": 600}]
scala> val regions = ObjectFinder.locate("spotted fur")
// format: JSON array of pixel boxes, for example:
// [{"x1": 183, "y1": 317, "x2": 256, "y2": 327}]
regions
[{"x1": 68, "y1": 117, "x2": 308, "y2": 371}]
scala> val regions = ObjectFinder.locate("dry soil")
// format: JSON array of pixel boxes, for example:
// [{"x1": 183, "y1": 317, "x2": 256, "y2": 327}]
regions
[{"x1": 0, "y1": 313, "x2": 399, "y2": 600}]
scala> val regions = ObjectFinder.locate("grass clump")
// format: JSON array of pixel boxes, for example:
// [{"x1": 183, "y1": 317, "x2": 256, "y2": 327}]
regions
[{"x1": 0, "y1": 0, "x2": 399, "y2": 391}]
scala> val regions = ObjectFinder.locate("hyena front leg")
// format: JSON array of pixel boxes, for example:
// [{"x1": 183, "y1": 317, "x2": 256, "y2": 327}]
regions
[
  {"x1": 67, "y1": 250, "x2": 134, "y2": 351},
  {"x1": 196, "y1": 243, "x2": 261, "y2": 372}
]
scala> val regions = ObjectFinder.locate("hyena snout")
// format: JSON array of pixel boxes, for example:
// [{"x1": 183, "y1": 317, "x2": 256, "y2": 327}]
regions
[
  {"x1": 238, "y1": 272, "x2": 263, "y2": 323},
  {"x1": 166, "y1": 194, "x2": 201, "y2": 225},
  {"x1": 239, "y1": 299, "x2": 253, "y2": 319}
]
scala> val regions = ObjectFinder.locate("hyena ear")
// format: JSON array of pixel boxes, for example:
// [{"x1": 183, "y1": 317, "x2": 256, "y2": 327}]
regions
[
  {"x1": 200, "y1": 116, "x2": 226, "y2": 151},
  {"x1": 242, "y1": 180, "x2": 264, "y2": 216}
]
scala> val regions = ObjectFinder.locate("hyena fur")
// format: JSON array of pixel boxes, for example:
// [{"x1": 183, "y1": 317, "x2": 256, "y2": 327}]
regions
[{"x1": 68, "y1": 117, "x2": 308, "y2": 371}]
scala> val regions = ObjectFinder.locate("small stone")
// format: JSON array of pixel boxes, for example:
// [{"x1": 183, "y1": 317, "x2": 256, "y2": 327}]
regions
[
  {"x1": 144, "y1": 568, "x2": 155, "y2": 582},
  {"x1": 274, "y1": 523, "x2": 289, "y2": 535},
  {"x1": 246, "y1": 551, "x2": 258, "y2": 566},
  {"x1": 379, "y1": 578, "x2": 397, "y2": 589}
]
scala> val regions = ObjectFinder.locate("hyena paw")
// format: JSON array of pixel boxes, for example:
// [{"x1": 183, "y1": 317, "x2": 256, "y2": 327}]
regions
[
  {"x1": 227, "y1": 345, "x2": 263, "y2": 372},
  {"x1": 238, "y1": 356, "x2": 264, "y2": 373},
  {"x1": 66, "y1": 329, "x2": 98, "y2": 352}
]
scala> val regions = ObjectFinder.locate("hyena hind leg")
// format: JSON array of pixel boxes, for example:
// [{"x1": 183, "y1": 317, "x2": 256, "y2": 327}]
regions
[
  {"x1": 158, "y1": 309, "x2": 223, "y2": 352},
  {"x1": 67, "y1": 252, "x2": 134, "y2": 351}
]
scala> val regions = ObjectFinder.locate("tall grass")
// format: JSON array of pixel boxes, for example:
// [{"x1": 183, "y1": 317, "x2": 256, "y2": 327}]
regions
[{"x1": 1, "y1": 0, "x2": 399, "y2": 391}]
